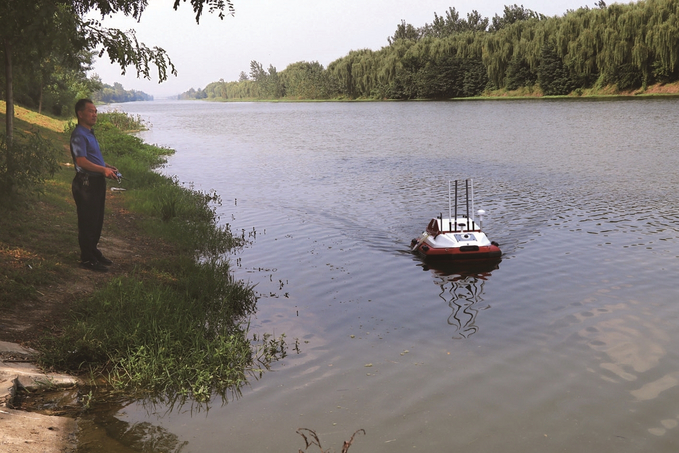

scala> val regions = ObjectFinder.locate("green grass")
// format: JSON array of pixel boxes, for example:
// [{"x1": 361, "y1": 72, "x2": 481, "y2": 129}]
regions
[
  {"x1": 38, "y1": 258, "x2": 285, "y2": 403},
  {"x1": 0, "y1": 173, "x2": 77, "y2": 308}
]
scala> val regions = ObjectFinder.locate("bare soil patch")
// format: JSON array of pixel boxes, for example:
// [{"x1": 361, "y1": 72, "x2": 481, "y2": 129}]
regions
[{"x1": 640, "y1": 81, "x2": 679, "y2": 95}]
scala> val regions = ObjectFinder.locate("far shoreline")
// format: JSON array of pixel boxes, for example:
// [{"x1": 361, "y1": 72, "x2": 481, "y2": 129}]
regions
[{"x1": 175, "y1": 81, "x2": 679, "y2": 103}]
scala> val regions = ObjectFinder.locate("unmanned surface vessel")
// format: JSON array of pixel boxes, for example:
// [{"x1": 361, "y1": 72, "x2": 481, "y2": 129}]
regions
[{"x1": 411, "y1": 179, "x2": 501, "y2": 261}]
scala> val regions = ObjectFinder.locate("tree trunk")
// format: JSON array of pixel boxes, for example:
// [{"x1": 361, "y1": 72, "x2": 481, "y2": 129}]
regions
[
  {"x1": 4, "y1": 39, "x2": 14, "y2": 148},
  {"x1": 38, "y1": 82, "x2": 43, "y2": 115}
]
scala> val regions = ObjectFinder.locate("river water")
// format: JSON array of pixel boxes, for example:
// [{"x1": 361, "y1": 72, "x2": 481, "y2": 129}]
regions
[{"x1": 92, "y1": 98, "x2": 679, "y2": 452}]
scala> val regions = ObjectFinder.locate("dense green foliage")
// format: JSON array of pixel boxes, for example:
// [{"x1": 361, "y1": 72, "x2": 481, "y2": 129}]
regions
[
  {"x1": 0, "y1": 130, "x2": 61, "y2": 199},
  {"x1": 39, "y1": 112, "x2": 287, "y2": 403},
  {"x1": 183, "y1": 1, "x2": 679, "y2": 100}
]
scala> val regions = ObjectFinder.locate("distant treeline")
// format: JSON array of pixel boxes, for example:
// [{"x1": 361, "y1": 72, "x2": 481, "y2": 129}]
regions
[
  {"x1": 181, "y1": 1, "x2": 679, "y2": 100},
  {"x1": 93, "y1": 82, "x2": 153, "y2": 104}
]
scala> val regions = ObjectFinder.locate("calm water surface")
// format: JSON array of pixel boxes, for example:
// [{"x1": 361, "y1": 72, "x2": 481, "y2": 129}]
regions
[{"x1": 91, "y1": 99, "x2": 679, "y2": 452}]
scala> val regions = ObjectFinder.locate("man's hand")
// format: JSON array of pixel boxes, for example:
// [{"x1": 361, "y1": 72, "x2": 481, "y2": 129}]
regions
[
  {"x1": 75, "y1": 157, "x2": 119, "y2": 180},
  {"x1": 103, "y1": 167, "x2": 118, "y2": 180}
]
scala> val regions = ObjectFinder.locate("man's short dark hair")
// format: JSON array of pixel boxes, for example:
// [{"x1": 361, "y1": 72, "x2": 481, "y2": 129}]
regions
[{"x1": 75, "y1": 98, "x2": 94, "y2": 117}]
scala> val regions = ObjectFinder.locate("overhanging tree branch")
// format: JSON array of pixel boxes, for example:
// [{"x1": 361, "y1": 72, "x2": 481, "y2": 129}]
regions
[
  {"x1": 2, "y1": 0, "x2": 234, "y2": 186},
  {"x1": 84, "y1": 22, "x2": 177, "y2": 82},
  {"x1": 2, "y1": 0, "x2": 235, "y2": 139},
  {"x1": 173, "y1": 0, "x2": 235, "y2": 23}
]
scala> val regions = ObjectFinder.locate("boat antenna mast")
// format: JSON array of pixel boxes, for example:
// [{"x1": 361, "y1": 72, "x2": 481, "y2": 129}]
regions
[
  {"x1": 465, "y1": 179, "x2": 470, "y2": 230},
  {"x1": 454, "y1": 180, "x2": 459, "y2": 232},
  {"x1": 471, "y1": 178, "x2": 474, "y2": 228},
  {"x1": 448, "y1": 180, "x2": 452, "y2": 232}
]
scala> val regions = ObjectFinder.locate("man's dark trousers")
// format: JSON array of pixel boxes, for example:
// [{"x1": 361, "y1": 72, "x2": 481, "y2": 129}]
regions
[{"x1": 72, "y1": 173, "x2": 106, "y2": 263}]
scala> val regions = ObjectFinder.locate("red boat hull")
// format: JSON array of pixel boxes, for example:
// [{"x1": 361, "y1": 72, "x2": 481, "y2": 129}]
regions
[{"x1": 412, "y1": 242, "x2": 501, "y2": 260}]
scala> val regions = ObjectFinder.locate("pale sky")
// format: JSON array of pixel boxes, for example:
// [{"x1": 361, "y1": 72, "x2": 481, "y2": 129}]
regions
[{"x1": 92, "y1": 0, "x2": 602, "y2": 97}]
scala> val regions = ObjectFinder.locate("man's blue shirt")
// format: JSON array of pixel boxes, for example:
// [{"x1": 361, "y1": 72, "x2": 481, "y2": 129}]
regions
[{"x1": 70, "y1": 124, "x2": 105, "y2": 176}]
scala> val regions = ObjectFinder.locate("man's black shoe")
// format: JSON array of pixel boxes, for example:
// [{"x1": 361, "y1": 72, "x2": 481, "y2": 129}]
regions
[
  {"x1": 81, "y1": 260, "x2": 108, "y2": 272},
  {"x1": 97, "y1": 255, "x2": 113, "y2": 266}
]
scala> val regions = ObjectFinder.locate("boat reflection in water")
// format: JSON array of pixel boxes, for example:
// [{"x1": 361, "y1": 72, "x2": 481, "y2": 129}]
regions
[{"x1": 419, "y1": 258, "x2": 501, "y2": 339}]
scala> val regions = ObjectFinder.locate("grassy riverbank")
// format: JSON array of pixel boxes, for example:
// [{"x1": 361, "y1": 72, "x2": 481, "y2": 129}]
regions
[
  {"x1": 477, "y1": 81, "x2": 679, "y2": 100},
  {"x1": 0, "y1": 102, "x2": 286, "y2": 404}
]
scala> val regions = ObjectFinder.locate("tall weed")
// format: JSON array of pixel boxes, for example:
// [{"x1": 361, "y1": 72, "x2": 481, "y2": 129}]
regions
[{"x1": 99, "y1": 110, "x2": 147, "y2": 131}]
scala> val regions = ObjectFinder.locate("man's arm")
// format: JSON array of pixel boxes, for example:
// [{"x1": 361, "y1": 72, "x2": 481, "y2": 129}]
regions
[{"x1": 75, "y1": 157, "x2": 118, "y2": 180}]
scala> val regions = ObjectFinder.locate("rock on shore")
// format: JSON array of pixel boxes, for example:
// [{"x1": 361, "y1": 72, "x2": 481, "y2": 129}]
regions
[{"x1": 0, "y1": 341, "x2": 79, "y2": 453}]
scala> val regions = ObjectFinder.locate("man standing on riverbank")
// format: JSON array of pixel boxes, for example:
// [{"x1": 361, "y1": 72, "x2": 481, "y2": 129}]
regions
[{"x1": 70, "y1": 99, "x2": 118, "y2": 272}]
